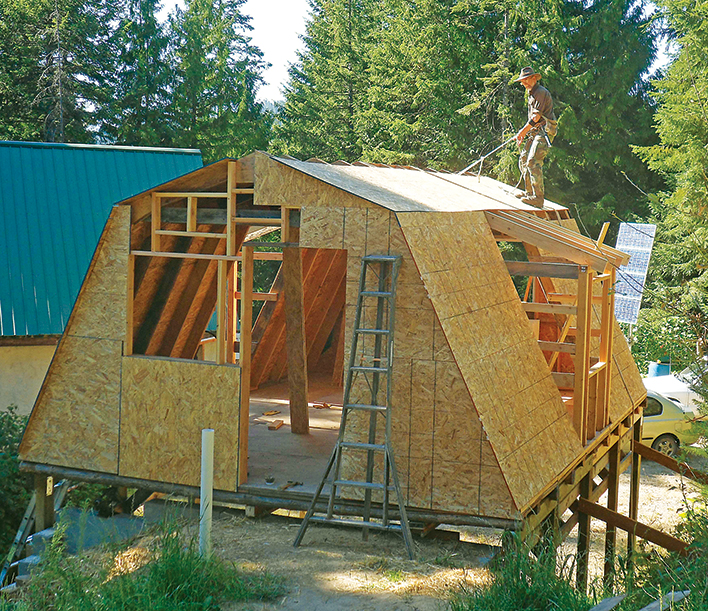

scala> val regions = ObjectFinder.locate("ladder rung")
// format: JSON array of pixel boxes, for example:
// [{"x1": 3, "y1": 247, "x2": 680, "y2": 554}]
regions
[
  {"x1": 355, "y1": 328, "x2": 390, "y2": 335},
  {"x1": 362, "y1": 255, "x2": 399, "y2": 263},
  {"x1": 351, "y1": 365, "x2": 390, "y2": 373},
  {"x1": 344, "y1": 403, "x2": 388, "y2": 412},
  {"x1": 361, "y1": 291, "x2": 393, "y2": 297},
  {"x1": 334, "y1": 480, "x2": 394, "y2": 491},
  {"x1": 340, "y1": 442, "x2": 386, "y2": 451},
  {"x1": 308, "y1": 516, "x2": 402, "y2": 531}
]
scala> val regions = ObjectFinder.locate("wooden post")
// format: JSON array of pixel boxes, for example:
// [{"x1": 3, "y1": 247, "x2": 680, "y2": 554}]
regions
[
  {"x1": 627, "y1": 417, "x2": 642, "y2": 559},
  {"x1": 574, "y1": 266, "x2": 592, "y2": 441},
  {"x1": 238, "y1": 247, "x2": 254, "y2": 484},
  {"x1": 226, "y1": 162, "x2": 236, "y2": 256},
  {"x1": 599, "y1": 268, "x2": 616, "y2": 429},
  {"x1": 603, "y1": 439, "x2": 621, "y2": 587},
  {"x1": 283, "y1": 235, "x2": 309, "y2": 435},
  {"x1": 34, "y1": 474, "x2": 54, "y2": 532},
  {"x1": 187, "y1": 196, "x2": 197, "y2": 233},
  {"x1": 576, "y1": 473, "x2": 591, "y2": 592}
]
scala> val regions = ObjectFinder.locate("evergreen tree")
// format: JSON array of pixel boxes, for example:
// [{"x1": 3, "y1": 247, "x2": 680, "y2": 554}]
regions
[
  {"x1": 272, "y1": 0, "x2": 377, "y2": 161},
  {"x1": 168, "y1": 0, "x2": 271, "y2": 161},
  {"x1": 635, "y1": 0, "x2": 708, "y2": 356},
  {"x1": 97, "y1": 0, "x2": 173, "y2": 146}
]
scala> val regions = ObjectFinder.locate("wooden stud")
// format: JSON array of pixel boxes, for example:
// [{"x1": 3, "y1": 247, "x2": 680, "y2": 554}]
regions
[
  {"x1": 155, "y1": 191, "x2": 229, "y2": 199},
  {"x1": 151, "y1": 193, "x2": 161, "y2": 251},
  {"x1": 521, "y1": 302, "x2": 577, "y2": 316},
  {"x1": 154, "y1": 230, "x2": 225, "y2": 239},
  {"x1": 603, "y1": 439, "x2": 621, "y2": 587},
  {"x1": 283, "y1": 241, "x2": 309, "y2": 434},
  {"x1": 187, "y1": 196, "x2": 197, "y2": 232},
  {"x1": 239, "y1": 247, "x2": 254, "y2": 485},
  {"x1": 574, "y1": 267, "x2": 592, "y2": 441},
  {"x1": 216, "y1": 260, "x2": 228, "y2": 365},
  {"x1": 281, "y1": 207, "x2": 291, "y2": 243}
]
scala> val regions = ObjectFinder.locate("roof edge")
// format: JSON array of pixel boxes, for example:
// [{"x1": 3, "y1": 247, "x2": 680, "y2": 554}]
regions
[{"x1": 0, "y1": 140, "x2": 202, "y2": 155}]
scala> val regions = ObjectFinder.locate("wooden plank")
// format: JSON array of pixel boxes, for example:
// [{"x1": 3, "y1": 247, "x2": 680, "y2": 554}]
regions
[
  {"x1": 268, "y1": 419, "x2": 284, "y2": 430},
  {"x1": 235, "y1": 291, "x2": 278, "y2": 302},
  {"x1": 283, "y1": 243, "x2": 309, "y2": 434},
  {"x1": 227, "y1": 161, "x2": 236, "y2": 256},
  {"x1": 547, "y1": 292, "x2": 604, "y2": 304},
  {"x1": 574, "y1": 498, "x2": 688, "y2": 555},
  {"x1": 505, "y1": 260, "x2": 581, "y2": 279},
  {"x1": 576, "y1": 474, "x2": 591, "y2": 591},
  {"x1": 239, "y1": 247, "x2": 254, "y2": 485},
  {"x1": 233, "y1": 217, "x2": 282, "y2": 226},
  {"x1": 232, "y1": 188, "x2": 255, "y2": 194},
  {"x1": 281, "y1": 207, "x2": 292, "y2": 243},
  {"x1": 522, "y1": 302, "x2": 577, "y2": 315},
  {"x1": 634, "y1": 441, "x2": 708, "y2": 485},
  {"x1": 132, "y1": 250, "x2": 280, "y2": 262},
  {"x1": 187, "y1": 196, "x2": 197, "y2": 232},
  {"x1": 538, "y1": 340, "x2": 576, "y2": 355},
  {"x1": 155, "y1": 230, "x2": 225, "y2": 239}
]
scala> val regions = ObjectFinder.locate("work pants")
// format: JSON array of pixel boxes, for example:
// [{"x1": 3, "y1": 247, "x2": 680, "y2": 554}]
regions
[{"x1": 519, "y1": 132, "x2": 553, "y2": 199}]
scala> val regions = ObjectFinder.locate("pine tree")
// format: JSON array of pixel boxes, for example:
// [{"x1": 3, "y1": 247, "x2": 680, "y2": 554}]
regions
[
  {"x1": 635, "y1": 0, "x2": 708, "y2": 356},
  {"x1": 168, "y1": 0, "x2": 271, "y2": 161},
  {"x1": 272, "y1": 0, "x2": 378, "y2": 161},
  {"x1": 97, "y1": 0, "x2": 173, "y2": 146}
]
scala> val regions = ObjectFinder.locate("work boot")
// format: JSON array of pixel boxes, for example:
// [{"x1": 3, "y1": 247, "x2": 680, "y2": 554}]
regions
[
  {"x1": 521, "y1": 195, "x2": 545, "y2": 208},
  {"x1": 514, "y1": 190, "x2": 530, "y2": 199}
]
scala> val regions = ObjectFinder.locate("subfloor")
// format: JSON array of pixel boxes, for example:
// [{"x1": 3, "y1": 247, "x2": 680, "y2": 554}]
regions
[{"x1": 244, "y1": 373, "x2": 343, "y2": 496}]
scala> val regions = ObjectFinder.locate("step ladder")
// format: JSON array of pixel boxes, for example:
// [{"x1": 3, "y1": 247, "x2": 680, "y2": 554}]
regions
[{"x1": 294, "y1": 254, "x2": 414, "y2": 559}]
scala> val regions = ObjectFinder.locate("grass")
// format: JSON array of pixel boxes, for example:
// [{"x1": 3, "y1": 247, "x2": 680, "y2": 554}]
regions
[{"x1": 1, "y1": 520, "x2": 285, "y2": 611}]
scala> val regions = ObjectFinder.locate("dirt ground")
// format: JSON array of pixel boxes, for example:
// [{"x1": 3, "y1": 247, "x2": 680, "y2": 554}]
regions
[{"x1": 176, "y1": 454, "x2": 707, "y2": 611}]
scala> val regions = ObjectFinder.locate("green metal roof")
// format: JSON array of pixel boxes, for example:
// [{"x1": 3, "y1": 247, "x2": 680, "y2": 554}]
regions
[{"x1": 0, "y1": 141, "x2": 203, "y2": 337}]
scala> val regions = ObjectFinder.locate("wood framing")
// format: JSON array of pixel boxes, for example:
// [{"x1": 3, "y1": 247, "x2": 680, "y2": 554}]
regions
[{"x1": 20, "y1": 152, "x2": 650, "y2": 552}]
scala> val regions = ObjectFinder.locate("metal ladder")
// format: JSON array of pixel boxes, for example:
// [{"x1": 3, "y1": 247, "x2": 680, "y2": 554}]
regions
[{"x1": 294, "y1": 254, "x2": 414, "y2": 559}]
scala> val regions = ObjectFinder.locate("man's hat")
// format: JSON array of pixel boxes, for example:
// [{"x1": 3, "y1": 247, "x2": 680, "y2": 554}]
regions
[{"x1": 514, "y1": 67, "x2": 541, "y2": 82}]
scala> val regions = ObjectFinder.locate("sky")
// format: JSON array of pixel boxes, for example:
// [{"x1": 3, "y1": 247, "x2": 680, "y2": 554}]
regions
[{"x1": 158, "y1": 0, "x2": 310, "y2": 103}]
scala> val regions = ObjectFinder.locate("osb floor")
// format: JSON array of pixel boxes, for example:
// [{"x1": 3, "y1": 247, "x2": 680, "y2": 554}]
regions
[{"x1": 244, "y1": 373, "x2": 344, "y2": 496}]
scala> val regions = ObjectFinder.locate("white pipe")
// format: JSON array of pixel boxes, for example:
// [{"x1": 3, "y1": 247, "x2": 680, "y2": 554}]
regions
[{"x1": 199, "y1": 428, "x2": 215, "y2": 556}]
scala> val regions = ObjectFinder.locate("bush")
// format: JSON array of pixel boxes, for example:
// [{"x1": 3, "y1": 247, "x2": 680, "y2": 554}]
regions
[
  {"x1": 2, "y1": 520, "x2": 285, "y2": 610},
  {"x1": 0, "y1": 405, "x2": 32, "y2": 552},
  {"x1": 450, "y1": 537, "x2": 591, "y2": 611}
]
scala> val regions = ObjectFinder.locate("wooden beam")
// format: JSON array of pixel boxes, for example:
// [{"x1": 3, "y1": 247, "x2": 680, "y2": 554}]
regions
[
  {"x1": 283, "y1": 240, "x2": 309, "y2": 434},
  {"x1": 538, "y1": 340, "x2": 576, "y2": 355},
  {"x1": 155, "y1": 191, "x2": 229, "y2": 198},
  {"x1": 154, "y1": 230, "x2": 225, "y2": 239},
  {"x1": 522, "y1": 302, "x2": 577, "y2": 315},
  {"x1": 216, "y1": 260, "x2": 228, "y2": 364},
  {"x1": 151, "y1": 192, "x2": 161, "y2": 251},
  {"x1": 576, "y1": 474, "x2": 592, "y2": 591},
  {"x1": 574, "y1": 498, "x2": 688, "y2": 555},
  {"x1": 34, "y1": 474, "x2": 54, "y2": 532},
  {"x1": 634, "y1": 441, "x2": 708, "y2": 485},
  {"x1": 235, "y1": 291, "x2": 279, "y2": 302},
  {"x1": 132, "y1": 250, "x2": 281, "y2": 262},
  {"x1": 187, "y1": 196, "x2": 197, "y2": 232},
  {"x1": 227, "y1": 161, "x2": 236, "y2": 256},
  {"x1": 505, "y1": 260, "x2": 581, "y2": 279},
  {"x1": 628, "y1": 419, "x2": 642, "y2": 559},
  {"x1": 604, "y1": 440, "x2": 621, "y2": 587},
  {"x1": 239, "y1": 247, "x2": 254, "y2": 485},
  {"x1": 125, "y1": 254, "x2": 135, "y2": 356}
]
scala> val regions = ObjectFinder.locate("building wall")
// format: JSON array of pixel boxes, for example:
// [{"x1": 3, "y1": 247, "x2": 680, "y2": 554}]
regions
[{"x1": 0, "y1": 344, "x2": 57, "y2": 415}]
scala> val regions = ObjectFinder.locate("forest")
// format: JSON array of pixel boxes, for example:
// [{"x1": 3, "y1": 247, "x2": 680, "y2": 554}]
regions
[{"x1": 0, "y1": 0, "x2": 706, "y2": 375}]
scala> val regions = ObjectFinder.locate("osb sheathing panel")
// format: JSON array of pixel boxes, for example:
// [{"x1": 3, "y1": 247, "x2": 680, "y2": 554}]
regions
[
  {"x1": 397, "y1": 210, "x2": 583, "y2": 513},
  {"x1": 255, "y1": 154, "x2": 371, "y2": 210},
  {"x1": 305, "y1": 204, "x2": 503, "y2": 515},
  {"x1": 120, "y1": 357, "x2": 240, "y2": 490},
  {"x1": 19, "y1": 336, "x2": 122, "y2": 473},
  {"x1": 65, "y1": 206, "x2": 130, "y2": 340}
]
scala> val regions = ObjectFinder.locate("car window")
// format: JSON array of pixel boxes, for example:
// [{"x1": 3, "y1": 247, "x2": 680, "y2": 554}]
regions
[{"x1": 645, "y1": 397, "x2": 663, "y2": 417}]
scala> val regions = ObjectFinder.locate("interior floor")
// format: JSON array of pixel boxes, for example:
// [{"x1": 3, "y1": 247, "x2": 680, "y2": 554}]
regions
[{"x1": 243, "y1": 373, "x2": 343, "y2": 496}]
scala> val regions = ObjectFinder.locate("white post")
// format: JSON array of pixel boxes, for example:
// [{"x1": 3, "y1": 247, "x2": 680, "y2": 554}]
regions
[{"x1": 199, "y1": 428, "x2": 215, "y2": 556}]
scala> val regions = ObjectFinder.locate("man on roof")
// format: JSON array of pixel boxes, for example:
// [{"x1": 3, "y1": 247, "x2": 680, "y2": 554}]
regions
[{"x1": 513, "y1": 67, "x2": 558, "y2": 208}]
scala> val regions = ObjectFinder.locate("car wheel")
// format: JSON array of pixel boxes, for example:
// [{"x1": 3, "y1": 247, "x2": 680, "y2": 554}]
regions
[{"x1": 652, "y1": 434, "x2": 679, "y2": 457}]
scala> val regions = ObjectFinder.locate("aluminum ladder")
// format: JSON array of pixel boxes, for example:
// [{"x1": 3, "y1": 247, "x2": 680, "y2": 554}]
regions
[{"x1": 294, "y1": 254, "x2": 414, "y2": 559}]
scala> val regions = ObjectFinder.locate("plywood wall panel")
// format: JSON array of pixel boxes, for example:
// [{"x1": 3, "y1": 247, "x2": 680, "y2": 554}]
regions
[
  {"x1": 119, "y1": 357, "x2": 240, "y2": 490},
  {"x1": 19, "y1": 336, "x2": 122, "y2": 473},
  {"x1": 398, "y1": 210, "x2": 582, "y2": 513},
  {"x1": 65, "y1": 206, "x2": 130, "y2": 340}
]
